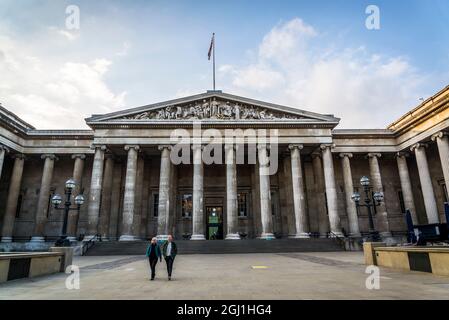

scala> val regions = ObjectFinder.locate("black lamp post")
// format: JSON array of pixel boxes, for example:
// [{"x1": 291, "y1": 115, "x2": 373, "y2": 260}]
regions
[
  {"x1": 51, "y1": 178, "x2": 85, "y2": 247},
  {"x1": 351, "y1": 176, "x2": 384, "y2": 242}
]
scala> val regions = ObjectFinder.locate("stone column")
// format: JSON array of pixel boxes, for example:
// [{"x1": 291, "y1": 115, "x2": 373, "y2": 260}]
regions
[
  {"x1": 320, "y1": 144, "x2": 343, "y2": 237},
  {"x1": 258, "y1": 145, "x2": 275, "y2": 240},
  {"x1": 411, "y1": 143, "x2": 439, "y2": 224},
  {"x1": 312, "y1": 154, "x2": 329, "y2": 237},
  {"x1": 432, "y1": 132, "x2": 449, "y2": 200},
  {"x1": 0, "y1": 145, "x2": 9, "y2": 181},
  {"x1": 339, "y1": 153, "x2": 361, "y2": 237},
  {"x1": 367, "y1": 153, "x2": 391, "y2": 236},
  {"x1": 157, "y1": 145, "x2": 172, "y2": 240},
  {"x1": 98, "y1": 154, "x2": 115, "y2": 240},
  {"x1": 396, "y1": 152, "x2": 418, "y2": 224},
  {"x1": 31, "y1": 154, "x2": 57, "y2": 242},
  {"x1": 67, "y1": 154, "x2": 86, "y2": 240},
  {"x1": 282, "y1": 156, "x2": 296, "y2": 237},
  {"x1": 1, "y1": 155, "x2": 25, "y2": 242},
  {"x1": 225, "y1": 145, "x2": 240, "y2": 240},
  {"x1": 289, "y1": 144, "x2": 309, "y2": 238},
  {"x1": 191, "y1": 144, "x2": 206, "y2": 240},
  {"x1": 119, "y1": 145, "x2": 140, "y2": 241},
  {"x1": 86, "y1": 145, "x2": 106, "y2": 238}
]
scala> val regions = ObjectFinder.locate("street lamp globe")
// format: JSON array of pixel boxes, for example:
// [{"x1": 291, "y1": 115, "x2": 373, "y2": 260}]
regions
[
  {"x1": 360, "y1": 176, "x2": 370, "y2": 187},
  {"x1": 351, "y1": 192, "x2": 361, "y2": 203},
  {"x1": 51, "y1": 194, "x2": 63, "y2": 206},
  {"x1": 74, "y1": 194, "x2": 85, "y2": 206},
  {"x1": 65, "y1": 178, "x2": 76, "y2": 190},
  {"x1": 373, "y1": 192, "x2": 384, "y2": 203}
]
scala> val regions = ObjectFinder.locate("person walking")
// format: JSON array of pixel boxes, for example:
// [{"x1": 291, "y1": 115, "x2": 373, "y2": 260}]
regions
[
  {"x1": 145, "y1": 237, "x2": 162, "y2": 280},
  {"x1": 162, "y1": 235, "x2": 178, "y2": 280}
]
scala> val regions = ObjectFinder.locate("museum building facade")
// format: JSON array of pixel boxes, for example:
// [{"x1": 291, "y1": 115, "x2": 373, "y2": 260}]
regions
[{"x1": 0, "y1": 86, "x2": 449, "y2": 244}]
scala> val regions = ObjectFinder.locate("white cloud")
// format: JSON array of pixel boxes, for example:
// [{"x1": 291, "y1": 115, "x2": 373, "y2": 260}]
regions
[
  {"x1": 48, "y1": 27, "x2": 80, "y2": 41},
  {"x1": 0, "y1": 35, "x2": 126, "y2": 129},
  {"x1": 219, "y1": 18, "x2": 430, "y2": 128}
]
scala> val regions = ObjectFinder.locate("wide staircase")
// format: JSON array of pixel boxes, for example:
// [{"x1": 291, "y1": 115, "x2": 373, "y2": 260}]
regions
[{"x1": 85, "y1": 238, "x2": 344, "y2": 256}]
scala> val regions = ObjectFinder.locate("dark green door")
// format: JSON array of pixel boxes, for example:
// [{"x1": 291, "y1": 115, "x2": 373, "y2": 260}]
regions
[{"x1": 206, "y1": 207, "x2": 223, "y2": 240}]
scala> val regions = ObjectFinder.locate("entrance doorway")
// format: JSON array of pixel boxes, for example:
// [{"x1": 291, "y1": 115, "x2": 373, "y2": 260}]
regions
[{"x1": 206, "y1": 206, "x2": 223, "y2": 240}]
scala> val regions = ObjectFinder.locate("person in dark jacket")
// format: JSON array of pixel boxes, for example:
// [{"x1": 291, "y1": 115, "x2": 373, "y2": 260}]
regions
[
  {"x1": 146, "y1": 237, "x2": 162, "y2": 280},
  {"x1": 161, "y1": 235, "x2": 178, "y2": 280}
]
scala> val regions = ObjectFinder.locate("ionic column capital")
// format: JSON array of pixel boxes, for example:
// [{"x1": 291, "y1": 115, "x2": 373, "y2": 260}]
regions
[
  {"x1": 158, "y1": 145, "x2": 172, "y2": 151},
  {"x1": 410, "y1": 142, "x2": 428, "y2": 152},
  {"x1": 288, "y1": 144, "x2": 304, "y2": 151},
  {"x1": 71, "y1": 153, "x2": 86, "y2": 160},
  {"x1": 104, "y1": 152, "x2": 116, "y2": 160},
  {"x1": 124, "y1": 145, "x2": 140, "y2": 152},
  {"x1": 12, "y1": 153, "x2": 26, "y2": 160},
  {"x1": 224, "y1": 144, "x2": 236, "y2": 151},
  {"x1": 41, "y1": 154, "x2": 58, "y2": 161},
  {"x1": 396, "y1": 151, "x2": 410, "y2": 158},
  {"x1": 257, "y1": 144, "x2": 271, "y2": 151},
  {"x1": 320, "y1": 144, "x2": 335, "y2": 151},
  {"x1": 431, "y1": 131, "x2": 449, "y2": 142},
  {"x1": 90, "y1": 144, "x2": 107, "y2": 151},
  {"x1": 190, "y1": 144, "x2": 203, "y2": 151},
  {"x1": 311, "y1": 152, "x2": 321, "y2": 160},
  {"x1": 339, "y1": 153, "x2": 353, "y2": 159},
  {"x1": 367, "y1": 153, "x2": 382, "y2": 159},
  {"x1": 0, "y1": 145, "x2": 10, "y2": 153}
]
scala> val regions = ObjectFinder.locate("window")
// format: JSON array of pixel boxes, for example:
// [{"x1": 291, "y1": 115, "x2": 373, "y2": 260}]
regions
[
  {"x1": 181, "y1": 194, "x2": 192, "y2": 218},
  {"x1": 15, "y1": 194, "x2": 23, "y2": 218},
  {"x1": 238, "y1": 193, "x2": 248, "y2": 217},
  {"x1": 398, "y1": 190, "x2": 406, "y2": 214},
  {"x1": 153, "y1": 194, "x2": 159, "y2": 217}
]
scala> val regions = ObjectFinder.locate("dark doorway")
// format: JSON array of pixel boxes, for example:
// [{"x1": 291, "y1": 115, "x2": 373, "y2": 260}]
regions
[{"x1": 206, "y1": 206, "x2": 223, "y2": 240}]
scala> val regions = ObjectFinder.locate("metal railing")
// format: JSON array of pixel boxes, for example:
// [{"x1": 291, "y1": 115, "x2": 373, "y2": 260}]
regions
[
  {"x1": 81, "y1": 234, "x2": 102, "y2": 256},
  {"x1": 328, "y1": 231, "x2": 347, "y2": 250}
]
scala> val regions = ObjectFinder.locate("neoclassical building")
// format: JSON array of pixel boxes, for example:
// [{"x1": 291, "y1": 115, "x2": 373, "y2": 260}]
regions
[{"x1": 0, "y1": 86, "x2": 448, "y2": 245}]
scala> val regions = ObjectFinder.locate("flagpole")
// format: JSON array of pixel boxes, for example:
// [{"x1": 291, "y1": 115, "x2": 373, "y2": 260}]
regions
[{"x1": 213, "y1": 33, "x2": 216, "y2": 91}]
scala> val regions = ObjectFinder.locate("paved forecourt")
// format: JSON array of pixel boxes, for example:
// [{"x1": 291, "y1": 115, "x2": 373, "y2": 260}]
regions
[{"x1": 1, "y1": 252, "x2": 449, "y2": 300}]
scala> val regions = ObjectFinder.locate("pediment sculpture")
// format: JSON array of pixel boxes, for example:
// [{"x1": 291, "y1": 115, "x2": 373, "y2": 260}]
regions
[{"x1": 122, "y1": 98, "x2": 303, "y2": 120}]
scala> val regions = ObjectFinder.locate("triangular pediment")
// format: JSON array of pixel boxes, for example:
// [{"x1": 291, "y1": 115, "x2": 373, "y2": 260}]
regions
[{"x1": 86, "y1": 91, "x2": 339, "y2": 124}]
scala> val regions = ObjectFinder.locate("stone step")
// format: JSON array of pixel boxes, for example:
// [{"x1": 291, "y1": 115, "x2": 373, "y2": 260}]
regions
[{"x1": 85, "y1": 238, "x2": 344, "y2": 256}]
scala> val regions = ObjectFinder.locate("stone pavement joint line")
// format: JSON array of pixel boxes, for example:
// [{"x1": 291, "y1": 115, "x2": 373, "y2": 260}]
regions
[{"x1": 81, "y1": 256, "x2": 145, "y2": 270}]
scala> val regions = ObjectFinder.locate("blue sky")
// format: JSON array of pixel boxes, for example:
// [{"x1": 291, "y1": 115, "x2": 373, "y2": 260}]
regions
[{"x1": 0, "y1": 0, "x2": 448, "y2": 129}]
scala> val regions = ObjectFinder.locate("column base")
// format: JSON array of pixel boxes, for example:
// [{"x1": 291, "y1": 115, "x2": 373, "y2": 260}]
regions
[
  {"x1": 119, "y1": 235, "x2": 137, "y2": 241},
  {"x1": 290, "y1": 233, "x2": 310, "y2": 239},
  {"x1": 1, "y1": 237, "x2": 12, "y2": 243},
  {"x1": 259, "y1": 233, "x2": 275, "y2": 240},
  {"x1": 29, "y1": 236, "x2": 45, "y2": 243},
  {"x1": 225, "y1": 233, "x2": 241, "y2": 240},
  {"x1": 349, "y1": 232, "x2": 362, "y2": 238},
  {"x1": 190, "y1": 234, "x2": 206, "y2": 240}
]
